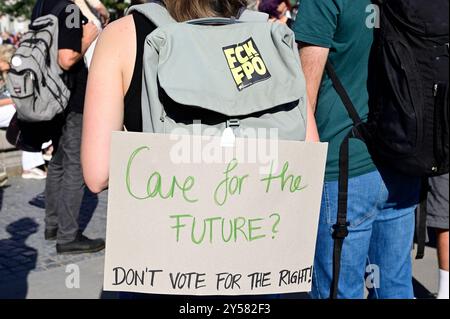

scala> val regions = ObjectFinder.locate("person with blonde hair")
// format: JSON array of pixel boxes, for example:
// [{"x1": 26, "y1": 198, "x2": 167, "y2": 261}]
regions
[
  {"x1": 0, "y1": 44, "x2": 15, "y2": 90},
  {"x1": 0, "y1": 45, "x2": 16, "y2": 186},
  {"x1": 1, "y1": 44, "x2": 49, "y2": 179},
  {"x1": 0, "y1": 45, "x2": 16, "y2": 125},
  {"x1": 82, "y1": 0, "x2": 319, "y2": 193}
]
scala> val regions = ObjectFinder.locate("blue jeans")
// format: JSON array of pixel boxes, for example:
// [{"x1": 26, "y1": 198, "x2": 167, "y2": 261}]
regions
[{"x1": 311, "y1": 168, "x2": 421, "y2": 299}]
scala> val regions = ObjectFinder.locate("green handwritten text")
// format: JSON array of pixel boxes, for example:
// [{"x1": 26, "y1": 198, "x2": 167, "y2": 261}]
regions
[
  {"x1": 260, "y1": 161, "x2": 308, "y2": 194},
  {"x1": 214, "y1": 159, "x2": 249, "y2": 206},
  {"x1": 169, "y1": 214, "x2": 273, "y2": 244},
  {"x1": 126, "y1": 146, "x2": 198, "y2": 203}
]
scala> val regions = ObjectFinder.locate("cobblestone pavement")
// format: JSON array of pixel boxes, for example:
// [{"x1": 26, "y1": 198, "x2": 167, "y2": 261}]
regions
[
  {"x1": 0, "y1": 176, "x2": 107, "y2": 291},
  {"x1": 0, "y1": 176, "x2": 439, "y2": 299}
]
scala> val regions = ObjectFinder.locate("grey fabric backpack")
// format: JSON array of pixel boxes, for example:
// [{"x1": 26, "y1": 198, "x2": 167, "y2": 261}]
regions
[
  {"x1": 6, "y1": 1, "x2": 71, "y2": 122},
  {"x1": 128, "y1": 3, "x2": 307, "y2": 141}
]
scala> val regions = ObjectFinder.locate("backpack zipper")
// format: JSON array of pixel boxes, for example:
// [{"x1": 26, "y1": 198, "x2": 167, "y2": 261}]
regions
[
  {"x1": 160, "y1": 108, "x2": 167, "y2": 134},
  {"x1": 8, "y1": 68, "x2": 40, "y2": 96},
  {"x1": 221, "y1": 119, "x2": 240, "y2": 147},
  {"x1": 433, "y1": 83, "x2": 439, "y2": 97},
  {"x1": 24, "y1": 73, "x2": 28, "y2": 95}
]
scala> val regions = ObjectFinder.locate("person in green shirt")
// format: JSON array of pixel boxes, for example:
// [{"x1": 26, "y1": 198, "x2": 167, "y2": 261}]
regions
[{"x1": 294, "y1": 0, "x2": 420, "y2": 299}]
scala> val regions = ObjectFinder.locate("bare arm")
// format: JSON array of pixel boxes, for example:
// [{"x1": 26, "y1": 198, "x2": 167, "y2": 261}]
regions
[
  {"x1": 305, "y1": 99, "x2": 320, "y2": 142},
  {"x1": 58, "y1": 22, "x2": 99, "y2": 70},
  {"x1": 82, "y1": 16, "x2": 135, "y2": 193},
  {"x1": 299, "y1": 43, "x2": 329, "y2": 113},
  {"x1": 0, "y1": 97, "x2": 13, "y2": 107}
]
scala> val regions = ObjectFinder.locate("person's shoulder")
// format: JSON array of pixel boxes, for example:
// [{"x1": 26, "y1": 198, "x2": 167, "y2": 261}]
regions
[
  {"x1": 107, "y1": 14, "x2": 135, "y2": 30},
  {"x1": 101, "y1": 15, "x2": 135, "y2": 40},
  {"x1": 94, "y1": 15, "x2": 136, "y2": 60},
  {"x1": 298, "y1": 0, "x2": 344, "y2": 13}
]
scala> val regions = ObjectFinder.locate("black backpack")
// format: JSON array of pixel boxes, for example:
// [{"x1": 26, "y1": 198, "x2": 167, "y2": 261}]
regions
[
  {"x1": 369, "y1": 0, "x2": 449, "y2": 176},
  {"x1": 326, "y1": 0, "x2": 449, "y2": 299}
]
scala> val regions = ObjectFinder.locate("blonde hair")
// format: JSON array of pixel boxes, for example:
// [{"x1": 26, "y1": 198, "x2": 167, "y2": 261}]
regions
[
  {"x1": 0, "y1": 44, "x2": 15, "y2": 64},
  {"x1": 163, "y1": 0, "x2": 247, "y2": 22}
]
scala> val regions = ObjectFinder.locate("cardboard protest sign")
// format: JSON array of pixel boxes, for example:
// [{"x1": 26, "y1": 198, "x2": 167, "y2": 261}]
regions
[{"x1": 104, "y1": 132, "x2": 328, "y2": 295}]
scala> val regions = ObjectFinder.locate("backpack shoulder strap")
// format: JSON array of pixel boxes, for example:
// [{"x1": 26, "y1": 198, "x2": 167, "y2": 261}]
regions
[
  {"x1": 325, "y1": 60, "x2": 365, "y2": 299},
  {"x1": 237, "y1": 9, "x2": 269, "y2": 22},
  {"x1": 36, "y1": 0, "x2": 46, "y2": 17},
  {"x1": 127, "y1": 2, "x2": 176, "y2": 28},
  {"x1": 415, "y1": 178, "x2": 430, "y2": 260},
  {"x1": 326, "y1": 61, "x2": 363, "y2": 126},
  {"x1": 50, "y1": 0, "x2": 70, "y2": 17}
]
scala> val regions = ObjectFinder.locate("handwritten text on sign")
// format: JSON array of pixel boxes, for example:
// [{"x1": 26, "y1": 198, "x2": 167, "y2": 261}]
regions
[{"x1": 104, "y1": 132, "x2": 328, "y2": 295}]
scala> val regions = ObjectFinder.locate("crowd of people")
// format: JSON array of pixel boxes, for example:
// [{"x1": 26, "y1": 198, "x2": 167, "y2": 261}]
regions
[
  {"x1": 0, "y1": 0, "x2": 448, "y2": 300},
  {"x1": 1, "y1": 44, "x2": 51, "y2": 183},
  {"x1": 0, "y1": 31, "x2": 23, "y2": 47}
]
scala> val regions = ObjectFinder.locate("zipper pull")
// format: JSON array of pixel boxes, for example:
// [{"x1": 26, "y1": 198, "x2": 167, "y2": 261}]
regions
[
  {"x1": 221, "y1": 119, "x2": 240, "y2": 148},
  {"x1": 160, "y1": 109, "x2": 167, "y2": 134},
  {"x1": 24, "y1": 72, "x2": 28, "y2": 94},
  {"x1": 160, "y1": 108, "x2": 166, "y2": 122},
  {"x1": 433, "y1": 83, "x2": 439, "y2": 97}
]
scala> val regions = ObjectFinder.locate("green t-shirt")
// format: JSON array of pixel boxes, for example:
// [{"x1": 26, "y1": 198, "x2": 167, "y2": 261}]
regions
[{"x1": 293, "y1": 0, "x2": 377, "y2": 181}]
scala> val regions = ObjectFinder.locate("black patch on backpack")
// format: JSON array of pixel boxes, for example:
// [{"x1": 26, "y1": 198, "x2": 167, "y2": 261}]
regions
[{"x1": 223, "y1": 37, "x2": 271, "y2": 91}]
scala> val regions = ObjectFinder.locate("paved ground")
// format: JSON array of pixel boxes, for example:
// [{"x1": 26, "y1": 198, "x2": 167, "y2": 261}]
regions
[
  {"x1": 0, "y1": 176, "x2": 109, "y2": 299},
  {"x1": 0, "y1": 176, "x2": 441, "y2": 299}
]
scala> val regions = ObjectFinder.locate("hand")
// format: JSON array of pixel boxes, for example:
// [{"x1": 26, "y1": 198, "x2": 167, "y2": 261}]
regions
[
  {"x1": 100, "y1": 13, "x2": 110, "y2": 27},
  {"x1": 82, "y1": 22, "x2": 100, "y2": 46},
  {"x1": 94, "y1": 3, "x2": 111, "y2": 28}
]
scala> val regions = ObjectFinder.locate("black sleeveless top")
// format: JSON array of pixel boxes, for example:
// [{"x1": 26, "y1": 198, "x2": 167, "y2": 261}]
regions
[{"x1": 123, "y1": 12, "x2": 157, "y2": 132}]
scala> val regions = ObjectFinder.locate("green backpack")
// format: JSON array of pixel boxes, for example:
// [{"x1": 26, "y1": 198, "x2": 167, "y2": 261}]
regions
[{"x1": 129, "y1": 3, "x2": 308, "y2": 141}]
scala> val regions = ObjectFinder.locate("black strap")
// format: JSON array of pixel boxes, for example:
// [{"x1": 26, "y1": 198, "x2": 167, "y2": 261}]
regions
[
  {"x1": 37, "y1": 0, "x2": 46, "y2": 18},
  {"x1": 31, "y1": 0, "x2": 45, "y2": 21},
  {"x1": 330, "y1": 132, "x2": 352, "y2": 299},
  {"x1": 415, "y1": 178, "x2": 429, "y2": 260},
  {"x1": 326, "y1": 61, "x2": 365, "y2": 299},
  {"x1": 32, "y1": 0, "x2": 68, "y2": 21},
  {"x1": 236, "y1": 6, "x2": 247, "y2": 19},
  {"x1": 50, "y1": 0, "x2": 70, "y2": 17},
  {"x1": 326, "y1": 61, "x2": 363, "y2": 126}
]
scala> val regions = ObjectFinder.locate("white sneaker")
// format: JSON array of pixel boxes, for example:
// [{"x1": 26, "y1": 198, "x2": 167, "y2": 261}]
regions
[{"x1": 22, "y1": 168, "x2": 47, "y2": 180}]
